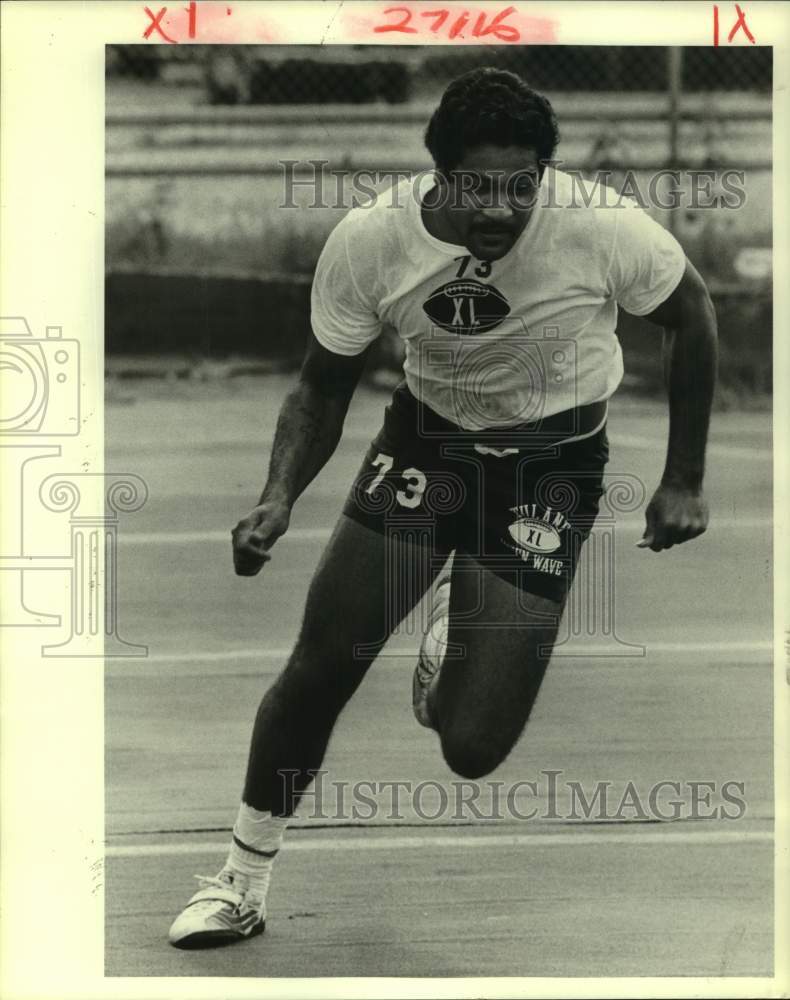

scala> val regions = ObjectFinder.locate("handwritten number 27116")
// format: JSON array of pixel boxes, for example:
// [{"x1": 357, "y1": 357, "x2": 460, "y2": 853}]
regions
[{"x1": 374, "y1": 6, "x2": 520, "y2": 42}]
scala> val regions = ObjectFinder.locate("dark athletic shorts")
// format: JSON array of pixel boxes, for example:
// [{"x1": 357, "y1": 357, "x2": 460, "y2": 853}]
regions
[{"x1": 343, "y1": 383, "x2": 610, "y2": 603}]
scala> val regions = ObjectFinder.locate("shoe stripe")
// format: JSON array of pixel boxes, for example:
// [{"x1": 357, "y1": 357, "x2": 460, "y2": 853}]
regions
[{"x1": 210, "y1": 909, "x2": 257, "y2": 932}]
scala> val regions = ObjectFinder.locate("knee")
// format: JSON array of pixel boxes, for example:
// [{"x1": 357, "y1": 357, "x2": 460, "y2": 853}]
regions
[
  {"x1": 296, "y1": 611, "x2": 371, "y2": 675},
  {"x1": 276, "y1": 634, "x2": 366, "y2": 713},
  {"x1": 440, "y1": 731, "x2": 512, "y2": 780}
]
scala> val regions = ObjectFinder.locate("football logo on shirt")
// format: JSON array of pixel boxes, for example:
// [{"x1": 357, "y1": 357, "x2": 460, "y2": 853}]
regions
[
  {"x1": 508, "y1": 515, "x2": 563, "y2": 554},
  {"x1": 422, "y1": 279, "x2": 510, "y2": 336},
  {"x1": 503, "y1": 504, "x2": 570, "y2": 577}
]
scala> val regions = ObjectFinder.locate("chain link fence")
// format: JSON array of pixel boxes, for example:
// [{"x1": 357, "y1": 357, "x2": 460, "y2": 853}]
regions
[
  {"x1": 106, "y1": 44, "x2": 772, "y2": 395},
  {"x1": 107, "y1": 43, "x2": 772, "y2": 100}
]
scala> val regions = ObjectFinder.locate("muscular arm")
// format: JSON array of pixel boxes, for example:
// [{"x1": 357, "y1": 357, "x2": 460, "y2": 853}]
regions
[
  {"x1": 261, "y1": 335, "x2": 370, "y2": 507},
  {"x1": 233, "y1": 334, "x2": 370, "y2": 575},
  {"x1": 638, "y1": 259, "x2": 718, "y2": 550},
  {"x1": 647, "y1": 259, "x2": 718, "y2": 492}
]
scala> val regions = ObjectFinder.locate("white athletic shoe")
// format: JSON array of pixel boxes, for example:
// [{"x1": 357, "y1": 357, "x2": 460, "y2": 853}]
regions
[
  {"x1": 168, "y1": 870, "x2": 266, "y2": 949},
  {"x1": 412, "y1": 577, "x2": 451, "y2": 729}
]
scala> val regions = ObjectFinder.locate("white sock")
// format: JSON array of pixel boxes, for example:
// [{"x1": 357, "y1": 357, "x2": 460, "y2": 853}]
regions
[{"x1": 224, "y1": 803, "x2": 288, "y2": 903}]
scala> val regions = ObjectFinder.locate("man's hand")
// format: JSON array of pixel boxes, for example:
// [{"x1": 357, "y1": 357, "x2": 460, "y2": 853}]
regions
[
  {"x1": 231, "y1": 500, "x2": 291, "y2": 576},
  {"x1": 231, "y1": 335, "x2": 370, "y2": 578},
  {"x1": 639, "y1": 261, "x2": 716, "y2": 555},
  {"x1": 637, "y1": 483, "x2": 709, "y2": 552}
]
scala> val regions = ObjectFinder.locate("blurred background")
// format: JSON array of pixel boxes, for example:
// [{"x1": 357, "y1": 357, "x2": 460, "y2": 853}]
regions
[{"x1": 105, "y1": 44, "x2": 772, "y2": 401}]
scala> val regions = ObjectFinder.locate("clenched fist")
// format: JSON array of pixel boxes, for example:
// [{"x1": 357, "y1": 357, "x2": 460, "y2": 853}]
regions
[
  {"x1": 231, "y1": 500, "x2": 291, "y2": 576},
  {"x1": 638, "y1": 483, "x2": 709, "y2": 553}
]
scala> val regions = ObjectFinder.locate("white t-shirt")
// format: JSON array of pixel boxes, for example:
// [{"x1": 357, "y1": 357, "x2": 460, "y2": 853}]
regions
[{"x1": 311, "y1": 167, "x2": 686, "y2": 430}]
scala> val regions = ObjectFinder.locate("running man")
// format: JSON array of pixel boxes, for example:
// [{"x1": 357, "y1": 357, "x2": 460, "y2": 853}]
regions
[{"x1": 169, "y1": 68, "x2": 717, "y2": 948}]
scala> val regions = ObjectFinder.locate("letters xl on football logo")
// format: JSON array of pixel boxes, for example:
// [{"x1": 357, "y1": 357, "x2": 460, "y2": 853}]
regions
[{"x1": 422, "y1": 279, "x2": 511, "y2": 336}]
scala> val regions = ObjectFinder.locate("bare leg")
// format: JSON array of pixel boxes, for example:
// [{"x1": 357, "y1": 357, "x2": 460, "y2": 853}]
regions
[
  {"x1": 432, "y1": 550, "x2": 565, "y2": 779},
  {"x1": 243, "y1": 515, "x2": 449, "y2": 813}
]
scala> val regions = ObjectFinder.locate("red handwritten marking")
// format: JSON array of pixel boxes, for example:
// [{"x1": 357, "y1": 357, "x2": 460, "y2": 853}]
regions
[
  {"x1": 198, "y1": 4, "x2": 241, "y2": 31},
  {"x1": 476, "y1": 6, "x2": 520, "y2": 41},
  {"x1": 714, "y1": 3, "x2": 756, "y2": 45},
  {"x1": 448, "y1": 11, "x2": 470, "y2": 38},
  {"x1": 342, "y1": 5, "x2": 554, "y2": 43},
  {"x1": 373, "y1": 5, "x2": 522, "y2": 42},
  {"x1": 374, "y1": 6, "x2": 418, "y2": 32},
  {"x1": 186, "y1": 0, "x2": 197, "y2": 38},
  {"x1": 143, "y1": 6, "x2": 177, "y2": 42},
  {"x1": 422, "y1": 8, "x2": 449, "y2": 32},
  {"x1": 141, "y1": 3, "x2": 255, "y2": 43},
  {"x1": 728, "y1": 3, "x2": 755, "y2": 42}
]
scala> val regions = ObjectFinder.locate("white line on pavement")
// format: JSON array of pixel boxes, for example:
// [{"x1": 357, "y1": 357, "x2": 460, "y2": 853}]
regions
[
  {"x1": 130, "y1": 639, "x2": 772, "y2": 665},
  {"x1": 118, "y1": 527, "x2": 330, "y2": 545},
  {"x1": 119, "y1": 518, "x2": 771, "y2": 546},
  {"x1": 608, "y1": 433, "x2": 771, "y2": 462},
  {"x1": 109, "y1": 432, "x2": 771, "y2": 462},
  {"x1": 107, "y1": 826, "x2": 772, "y2": 858}
]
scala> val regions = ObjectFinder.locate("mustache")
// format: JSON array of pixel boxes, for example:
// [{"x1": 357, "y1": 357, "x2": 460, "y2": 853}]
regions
[{"x1": 472, "y1": 225, "x2": 516, "y2": 236}]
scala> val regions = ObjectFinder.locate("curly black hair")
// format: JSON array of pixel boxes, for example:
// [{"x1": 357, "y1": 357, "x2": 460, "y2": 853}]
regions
[{"x1": 424, "y1": 67, "x2": 560, "y2": 175}]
